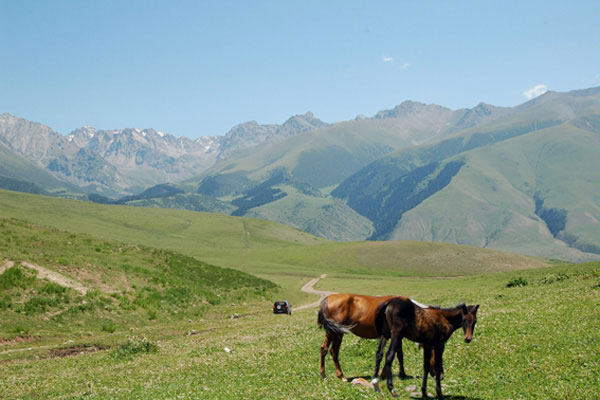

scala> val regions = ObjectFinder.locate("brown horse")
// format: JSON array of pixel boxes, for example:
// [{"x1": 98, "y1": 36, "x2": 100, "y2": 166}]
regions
[
  {"x1": 375, "y1": 296, "x2": 479, "y2": 399},
  {"x1": 317, "y1": 293, "x2": 410, "y2": 382}
]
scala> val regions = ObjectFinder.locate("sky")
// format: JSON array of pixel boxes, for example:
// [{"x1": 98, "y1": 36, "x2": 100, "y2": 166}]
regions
[{"x1": 1, "y1": 1, "x2": 599, "y2": 139}]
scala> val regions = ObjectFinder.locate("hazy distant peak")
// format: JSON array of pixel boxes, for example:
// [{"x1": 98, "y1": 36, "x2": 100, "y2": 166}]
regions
[
  {"x1": 374, "y1": 100, "x2": 449, "y2": 119},
  {"x1": 281, "y1": 112, "x2": 328, "y2": 131},
  {"x1": 453, "y1": 102, "x2": 511, "y2": 130}
]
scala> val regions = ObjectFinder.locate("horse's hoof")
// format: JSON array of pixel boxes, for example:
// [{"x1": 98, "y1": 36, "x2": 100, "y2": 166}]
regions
[
  {"x1": 371, "y1": 378, "x2": 380, "y2": 392},
  {"x1": 390, "y1": 390, "x2": 399, "y2": 398},
  {"x1": 341, "y1": 377, "x2": 348, "y2": 383}
]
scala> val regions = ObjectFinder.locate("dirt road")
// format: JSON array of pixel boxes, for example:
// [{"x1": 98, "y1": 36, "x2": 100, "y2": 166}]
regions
[{"x1": 294, "y1": 274, "x2": 336, "y2": 312}]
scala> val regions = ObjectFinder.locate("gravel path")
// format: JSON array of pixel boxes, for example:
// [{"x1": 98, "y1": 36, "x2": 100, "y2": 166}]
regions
[{"x1": 294, "y1": 274, "x2": 336, "y2": 312}]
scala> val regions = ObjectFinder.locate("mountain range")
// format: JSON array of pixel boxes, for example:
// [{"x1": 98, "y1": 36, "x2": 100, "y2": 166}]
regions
[{"x1": 1, "y1": 87, "x2": 600, "y2": 262}]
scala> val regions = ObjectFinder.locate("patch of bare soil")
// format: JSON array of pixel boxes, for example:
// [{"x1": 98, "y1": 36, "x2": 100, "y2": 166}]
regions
[
  {"x1": 20, "y1": 261, "x2": 88, "y2": 295},
  {"x1": 0, "y1": 336, "x2": 40, "y2": 346},
  {"x1": 0, "y1": 260, "x2": 15, "y2": 274},
  {"x1": 47, "y1": 344, "x2": 106, "y2": 359}
]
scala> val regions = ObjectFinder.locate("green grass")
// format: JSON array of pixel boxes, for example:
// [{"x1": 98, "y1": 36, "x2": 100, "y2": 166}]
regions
[
  {"x1": 0, "y1": 191, "x2": 596, "y2": 399},
  {"x1": 0, "y1": 262, "x2": 597, "y2": 399},
  {"x1": 0, "y1": 190, "x2": 549, "y2": 295},
  {"x1": 0, "y1": 217, "x2": 277, "y2": 339}
]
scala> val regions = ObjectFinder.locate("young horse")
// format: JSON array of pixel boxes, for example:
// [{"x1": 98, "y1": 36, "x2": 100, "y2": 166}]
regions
[
  {"x1": 376, "y1": 296, "x2": 479, "y2": 399},
  {"x1": 318, "y1": 294, "x2": 410, "y2": 382}
]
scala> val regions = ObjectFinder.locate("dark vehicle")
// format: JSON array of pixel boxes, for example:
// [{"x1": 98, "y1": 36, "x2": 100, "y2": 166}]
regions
[{"x1": 273, "y1": 300, "x2": 292, "y2": 315}]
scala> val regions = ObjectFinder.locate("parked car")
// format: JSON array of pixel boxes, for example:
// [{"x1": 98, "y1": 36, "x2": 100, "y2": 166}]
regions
[{"x1": 273, "y1": 300, "x2": 292, "y2": 315}]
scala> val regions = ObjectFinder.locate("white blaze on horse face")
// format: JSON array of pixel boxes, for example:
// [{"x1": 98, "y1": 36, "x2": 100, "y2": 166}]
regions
[{"x1": 410, "y1": 298, "x2": 430, "y2": 309}]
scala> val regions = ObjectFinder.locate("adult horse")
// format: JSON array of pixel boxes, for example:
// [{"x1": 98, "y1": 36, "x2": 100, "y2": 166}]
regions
[
  {"x1": 375, "y1": 296, "x2": 479, "y2": 399},
  {"x1": 317, "y1": 293, "x2": 410, "y2": 382}
]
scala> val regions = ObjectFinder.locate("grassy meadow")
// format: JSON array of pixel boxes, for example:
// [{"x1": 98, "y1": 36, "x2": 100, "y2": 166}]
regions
[{"x1": 0, "y1": 190, "x2": 598, "y2": 399}]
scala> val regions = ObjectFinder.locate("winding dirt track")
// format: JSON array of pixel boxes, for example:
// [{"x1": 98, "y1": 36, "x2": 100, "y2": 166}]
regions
[{"x1": 294, "y1": 274, "x2": 336, "y2": 312}]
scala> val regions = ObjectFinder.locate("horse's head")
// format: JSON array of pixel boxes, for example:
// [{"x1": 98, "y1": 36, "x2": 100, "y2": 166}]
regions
[{"x1": 461, "y1": 304, "x2": 479, "y2": 343}]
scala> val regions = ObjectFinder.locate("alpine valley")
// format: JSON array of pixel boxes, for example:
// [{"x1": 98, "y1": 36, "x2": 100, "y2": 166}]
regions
[{"x1": 2, "y1": 87, "x2": 600, "y2": 262}]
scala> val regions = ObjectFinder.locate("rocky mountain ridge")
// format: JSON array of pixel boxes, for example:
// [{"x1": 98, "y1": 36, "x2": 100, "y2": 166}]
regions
[{"x1": 0, "y1": 111, "x2": 327, "y2": 195}]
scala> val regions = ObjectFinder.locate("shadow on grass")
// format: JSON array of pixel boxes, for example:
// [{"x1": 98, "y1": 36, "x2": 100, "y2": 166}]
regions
[
  {"x1": 407, "y1": 395, "x2": 482, "y2": 400},
  {"x1": 344, "y1": 374, "x2": 415, "y2": 381}
]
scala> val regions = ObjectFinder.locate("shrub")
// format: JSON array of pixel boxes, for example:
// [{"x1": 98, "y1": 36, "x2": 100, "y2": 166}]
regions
[
  {"x1": 111, "y1": 336, "x2": 158, "y2": 359},
  {"x1": 0, "y1": 294, "x2": 11, "y2": 310},
  {"x1": 23, "y1": 296, "x2": 58, "y2": 314},
  {"x1": 506, "y1": 277, "x2": 528, "y2": 288},
  {"x1": 540, "y1": 273, "x2": 570, "y2": 285},
  {"x1": 0, "y1": 265, "x2": 35, "y2": 290},
  {"x1": 40, "y1": 282, "x2": 67, "y2": 295},
  {"x1": 101, "y1": 321, "x2": 117, "y2": 333},
  {"x1": 6, "y1": 324, "x2": 29, "y2": 337}
]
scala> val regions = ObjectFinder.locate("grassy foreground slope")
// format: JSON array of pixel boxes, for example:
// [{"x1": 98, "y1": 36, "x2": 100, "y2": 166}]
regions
[
  {"x1": 1, "y1": 261, "x2": 598, "y2": 399},
  {"x1": 0, "y1": 218, "x2": 277, "y2": 339}
]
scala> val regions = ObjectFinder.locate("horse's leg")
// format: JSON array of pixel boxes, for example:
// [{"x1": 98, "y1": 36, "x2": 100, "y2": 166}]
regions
[
  {"x1": 396, "y1": 338, "x2": 407, "y2": 379},
  {"x1": 384, "y1": 333, "x2": 401, "y2": 397},
  {"x1": 319, "y1": 333, "x2": 332, "y2": 380},
  {"x1": 371, "y1": 336, "x2": 387, "y2": 390},
  {"x1": 421, "y1": 346, "x2": 432, "y2": 398},
  {"x1": 330, "y1": 334, "x2": 346, "y2": 381},
  {"x1": 434, "y1": 345, "x2": 445, "y2": 400}
]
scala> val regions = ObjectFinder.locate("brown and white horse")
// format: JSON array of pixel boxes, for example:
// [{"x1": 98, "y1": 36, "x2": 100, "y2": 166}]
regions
[{"x1": 317, "y1": 293, "x2": 409, "y2": 382}]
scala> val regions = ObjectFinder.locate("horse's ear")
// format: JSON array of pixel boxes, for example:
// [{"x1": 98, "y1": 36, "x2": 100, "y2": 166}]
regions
[
  {"x1": 473, "y1": 304, "x2": 479, "y2": 315},
  {"x1": 461, "y1": 304, "x2": 468, "y2": 314}
]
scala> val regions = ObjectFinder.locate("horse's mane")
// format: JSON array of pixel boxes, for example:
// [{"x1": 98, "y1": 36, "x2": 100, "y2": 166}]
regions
[{"x1": 440, "y1": 303, "x2": 466, "y2": 312}]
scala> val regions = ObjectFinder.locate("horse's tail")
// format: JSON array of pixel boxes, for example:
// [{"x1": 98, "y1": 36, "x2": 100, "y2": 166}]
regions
[
  {"x1": 317, "y1": 297, "x2": 354, "y2": 335},
  {"x1": 375, "y1": 299, "x2": 392, "y2": 338}
]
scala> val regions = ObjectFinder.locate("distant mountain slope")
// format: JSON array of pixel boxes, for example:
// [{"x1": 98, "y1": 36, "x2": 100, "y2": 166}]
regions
[
  {"x1": 217, "y1": 112, "x2": 329, "y2": 159},
  {"x1": 0, "y1": 141, "x2": 81, "y2": 196},
  {"x1": 3, "y1": 87, "x2": 600, "y2": 262},
  {"x1": 388, "y1": 118, "x2": 600, "y2": 261},
  {"x1": 200, "y1": 100, "x2": 496, "y2": 190},
  {"x1": 0, "y1": 112, "x2": 327, "y2": 197},
  {"x1": 0, "y1": 113, "x2": 128, "y2": 196},
  {"x1": 332, "y1": 87, "x2": 600, "y2": 261},
  {"x1": 114, "y1": 88, "x2": 600, "y2": 262}
]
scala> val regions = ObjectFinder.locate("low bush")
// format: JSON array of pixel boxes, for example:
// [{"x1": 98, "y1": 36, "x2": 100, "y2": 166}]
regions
[
  {"x1": 23, "y1": 296, "x2": 59, "y2": 314},
  {"x1": 111, "y1": 336, "x2": 158, "y2": 359},
  {"x1": 540, "y1": 272, "x2": 570, "y2": 284},
  {"x1": 101, "y1": 321, "x2": 117, "y2": 333},
  {"x1": 39, "y1": 282, "x2": 67, "y2": 295},
  {"x1": 0, "y1": 265, "x2": 35, "y2": 290},
  {"x1": 506, "y1": 277, "x2": 528, "y2": 287},
  {"x1": 0, "y1": 294, "x2": 11, "y2": 310}
]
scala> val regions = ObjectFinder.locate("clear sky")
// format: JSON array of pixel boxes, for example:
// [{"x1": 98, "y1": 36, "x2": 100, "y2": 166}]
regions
[{"x1": 1, "y1": 1, "x2": 599, "y2": 138}]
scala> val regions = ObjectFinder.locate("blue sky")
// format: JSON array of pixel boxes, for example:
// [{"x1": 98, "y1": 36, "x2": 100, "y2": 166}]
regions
[{"x1": 1, "y1": 1, "x2": 599, "y2": 138}]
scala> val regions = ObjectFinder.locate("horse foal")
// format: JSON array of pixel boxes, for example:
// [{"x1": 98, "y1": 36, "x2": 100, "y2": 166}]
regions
[{"x1": 376, "y1": 297, "x2": 479, "y2": 399}]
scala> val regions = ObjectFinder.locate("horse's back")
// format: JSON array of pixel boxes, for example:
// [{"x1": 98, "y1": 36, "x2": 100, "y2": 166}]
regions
[{"x1": 325, "y1": 293, "x2": 398, "y2": 339}]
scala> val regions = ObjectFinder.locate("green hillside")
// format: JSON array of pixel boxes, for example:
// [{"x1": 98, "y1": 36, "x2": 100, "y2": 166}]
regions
[
  {"x1": 331, "y1": 88, "x2": 600, "y2": 261},
  {"x1": 389, "y1": 119, "x2": 600, "y2": 261},
  {"x1": 0, "y1": 217, "x2": 277, "y2": 338},
  {"x1": 0, "y1": 190, "x2": 548, "y2": 292},
  {"x1": 202, "y1": 111, "x2": 464, "y2": 189}
]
